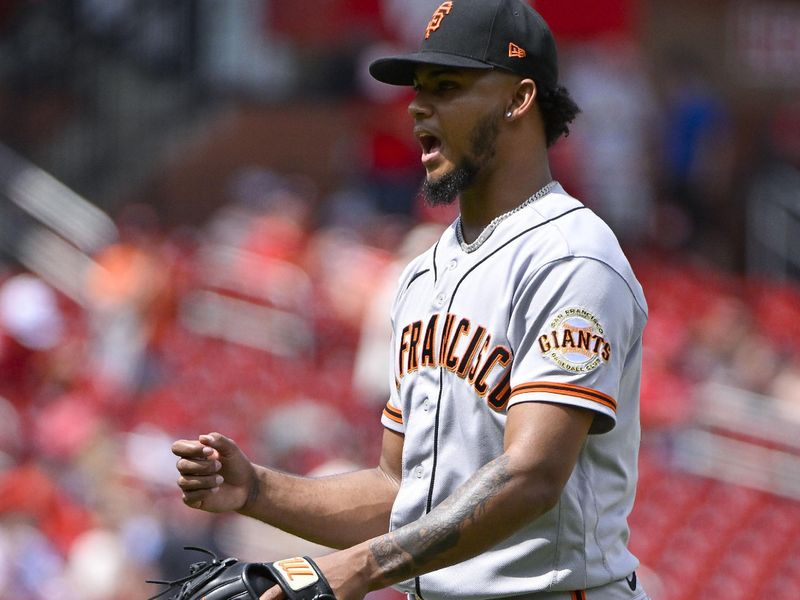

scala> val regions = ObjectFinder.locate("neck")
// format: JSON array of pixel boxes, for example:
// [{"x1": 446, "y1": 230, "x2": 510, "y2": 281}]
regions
[{"x1": 458, "y1": 159, "x2": 553, "y2": 244}]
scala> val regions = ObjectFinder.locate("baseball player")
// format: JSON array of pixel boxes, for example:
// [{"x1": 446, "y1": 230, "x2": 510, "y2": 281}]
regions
[{"x1": 171, "y1": 1, "x2": 650, "y2": 599}]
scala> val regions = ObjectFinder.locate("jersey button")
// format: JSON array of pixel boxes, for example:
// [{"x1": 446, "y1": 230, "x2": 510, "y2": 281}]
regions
[
  {"x1": 423, "y1": 399, "x2": 431, "y2": 412},
  {"x1": 414, "y1": 465, "x2": 424, "y2": 479},
  {"x1": 434, "y1": 293, "x2": 446, "y2": 308},
  {"x1": 447, "y1": 259, "x2": 458, "y2": 271}
]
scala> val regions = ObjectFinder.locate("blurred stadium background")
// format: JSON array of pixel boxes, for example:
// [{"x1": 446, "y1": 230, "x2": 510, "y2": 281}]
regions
[{"x1": 1, "y1": 1, "x2": 799, "y2": 598}]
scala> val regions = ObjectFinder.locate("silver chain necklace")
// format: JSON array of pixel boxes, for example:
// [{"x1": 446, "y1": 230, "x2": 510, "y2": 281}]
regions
[{"x1": 456, "y1": 180, "x2": 557, "y2": 253}]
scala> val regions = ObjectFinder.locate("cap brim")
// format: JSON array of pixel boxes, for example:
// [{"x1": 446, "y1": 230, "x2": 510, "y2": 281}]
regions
[{"x1": 369, "y1": 51, "x2": 494, "y2": 86}]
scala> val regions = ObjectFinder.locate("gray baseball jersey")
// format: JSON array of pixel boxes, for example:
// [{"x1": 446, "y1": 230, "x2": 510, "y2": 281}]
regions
[{"x1": 380, "y1": 183, "x2": 648, "y2": 600}]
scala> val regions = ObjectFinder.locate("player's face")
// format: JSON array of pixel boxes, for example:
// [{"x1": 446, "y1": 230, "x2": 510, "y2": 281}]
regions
[{"x1": 409, "y1": 66, "x2": 508, "y2": 205}]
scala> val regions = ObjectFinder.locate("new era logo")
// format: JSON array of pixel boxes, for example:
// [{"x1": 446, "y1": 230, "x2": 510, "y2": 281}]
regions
[{"x1": 508, "y1": 42, "x2": 526, "y2": 58}]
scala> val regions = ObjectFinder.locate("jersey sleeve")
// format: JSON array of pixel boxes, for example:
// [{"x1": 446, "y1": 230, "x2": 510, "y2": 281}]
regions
[
  {"x1": 507, "y1": 256, "x2": 643, "y2": 434},
  {"x1": 380, "y1": 276, "x2": 407, "y2": 434},
  {"x1": 381, "y1": 340, "x2": 405, "y2": 433}
]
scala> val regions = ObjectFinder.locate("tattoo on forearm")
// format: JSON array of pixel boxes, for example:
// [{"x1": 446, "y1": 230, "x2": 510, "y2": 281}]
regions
[{"x1": 369, "y1": 454, "x2": 513, "y2": 581}]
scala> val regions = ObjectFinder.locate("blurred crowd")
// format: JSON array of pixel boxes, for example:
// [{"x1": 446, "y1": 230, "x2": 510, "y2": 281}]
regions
[{"x1": 2, "y1": 1, "x2": 800, "y2": 599}]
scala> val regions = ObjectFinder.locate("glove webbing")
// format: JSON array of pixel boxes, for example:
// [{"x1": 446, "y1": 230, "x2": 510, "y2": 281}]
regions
[{"x1": 146, "y1": 546, "x2": 237, "y2": 600}]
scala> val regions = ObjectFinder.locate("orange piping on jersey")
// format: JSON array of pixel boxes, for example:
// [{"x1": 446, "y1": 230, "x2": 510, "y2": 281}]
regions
[
  {"x1": 570, "y1": 591, "x2": 586, "y2": 600},
  {"x1": 511, "y1": 382, "x2": 617, "y2": 412},
  {"x1": 383, "y1": 402, "x2": 403, "y2": 424}
]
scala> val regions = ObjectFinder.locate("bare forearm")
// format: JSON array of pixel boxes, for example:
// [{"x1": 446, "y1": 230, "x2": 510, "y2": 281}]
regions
[
  {"x1": 364, "y1": 453, "x2": 555, "y2": 588},
  {"x1": 239, "y1": 465, "x2": 399, "y2": 549}
]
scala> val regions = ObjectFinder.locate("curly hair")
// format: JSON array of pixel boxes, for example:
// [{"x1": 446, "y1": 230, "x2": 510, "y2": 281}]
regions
[{"x1": 536, "y1": 84, "x2": 581, "y2": 147}]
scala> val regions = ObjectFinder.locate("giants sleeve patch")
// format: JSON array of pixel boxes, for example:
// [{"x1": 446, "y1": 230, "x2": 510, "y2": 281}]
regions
[{"x1": 538, "y1": 307, "x2": 612, "y2": 373}]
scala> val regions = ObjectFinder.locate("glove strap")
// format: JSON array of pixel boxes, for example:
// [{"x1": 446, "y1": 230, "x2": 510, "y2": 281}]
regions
[{"x1": 266, "y1": 556, "x2": 336, "y2": 600}]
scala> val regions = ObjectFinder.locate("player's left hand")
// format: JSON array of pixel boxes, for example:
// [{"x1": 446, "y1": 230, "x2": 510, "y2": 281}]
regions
[{"x1": 259, "y1": 551, "x2": 369, "y2": 600}]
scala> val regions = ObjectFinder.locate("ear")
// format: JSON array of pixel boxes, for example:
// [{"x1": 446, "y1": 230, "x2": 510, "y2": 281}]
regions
[{"x1": 505, "y1": 79, "x2": 537, "y2": 121}]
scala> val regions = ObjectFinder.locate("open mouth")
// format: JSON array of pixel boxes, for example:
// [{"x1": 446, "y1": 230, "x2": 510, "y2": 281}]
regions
[{"x1": 418, "y1": 133, "x2": 442, "y2": 162}]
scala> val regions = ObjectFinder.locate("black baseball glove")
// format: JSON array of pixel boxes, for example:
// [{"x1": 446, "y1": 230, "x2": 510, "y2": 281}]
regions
[{"x1": 147, "y1": 546, "x2": 336, "y2": 600}]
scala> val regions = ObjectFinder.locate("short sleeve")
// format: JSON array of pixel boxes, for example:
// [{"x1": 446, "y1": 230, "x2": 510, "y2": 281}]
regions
[
  {"x1": 381, "y1": 308, "x2": 405, "y2": 433},
  {"x1": 507, "y1": 257, "x2": 643, "y2": 434}
]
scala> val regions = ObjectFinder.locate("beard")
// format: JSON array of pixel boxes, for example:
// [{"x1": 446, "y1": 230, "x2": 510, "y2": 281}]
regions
[
  {"x1": 420, "y1": 110, "x2": 501, "y2": 207},
  {"x1": 420, "y1": 160, "x2": 478, "y2": 207}
]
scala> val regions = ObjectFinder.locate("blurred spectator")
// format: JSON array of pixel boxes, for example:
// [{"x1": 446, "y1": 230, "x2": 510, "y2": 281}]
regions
[
  {"x1": 200, "y1": 0, "x2": 297, "y2": 99},
  {"x1": 0, "y1": 273, "x2": 63, "y2": 352},
  {"x1": 679, "y1": 296, "x2": 780, "y2": 394},
  {"x1": 66, "y1": 528, "x2": 129, "y2": 600},
  {"x1": 361, "y1": 99, "x2": 421, "y2": 217},
  {"x1": 258, "y1": 399, "x2": 357, "y2": 474},
  {"x1": 564, "y1": 37, "x2": 656, "y2": 245},
  {"x1": 0, "y1": 516, "x2": 68, "y2": 599},
  {"x1": 83, "y1": 205, "x2": 174, "y2": 396},
  {"x1": 744, "y1": 101, "x2": 800, "y2": 280},
  {"x1": 656, "y1": 52, "x2": 735, "y2": 259},
  {"x1": 0, "y1": 274, "x2": 64, "y2": 398},
  {"x1": 0, "y1": 461, "x2": 93, "y2": 558},
  {"x1": 303, "y1": 224, "x2": 393, "y2": 348},
  {"x1": 269, "y1": 0, "x2": 387, "y2": 97}
]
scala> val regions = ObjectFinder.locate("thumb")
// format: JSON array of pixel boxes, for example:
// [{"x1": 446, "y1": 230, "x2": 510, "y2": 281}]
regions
[{"x1": 199, "y1": 432, "x2": 244, "y2": 460}]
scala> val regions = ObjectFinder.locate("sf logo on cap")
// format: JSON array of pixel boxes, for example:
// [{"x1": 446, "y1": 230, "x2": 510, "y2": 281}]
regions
[{"x1": 426, "y1": 1, "x2": 453, "y2": 38}]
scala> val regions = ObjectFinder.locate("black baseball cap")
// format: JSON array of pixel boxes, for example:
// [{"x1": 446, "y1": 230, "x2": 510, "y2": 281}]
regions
[{"x1": 369, "y1": 0, "x2": 559, "y2": 87}]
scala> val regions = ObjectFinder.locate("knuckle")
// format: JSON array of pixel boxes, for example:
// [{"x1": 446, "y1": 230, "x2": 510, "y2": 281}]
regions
[
  {"x1": 179, "y1": 476, "x2": 198, "y2": 488},
  {"x1": 177, "y1": 459, "x2": 203, "y2": 474}
]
